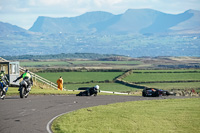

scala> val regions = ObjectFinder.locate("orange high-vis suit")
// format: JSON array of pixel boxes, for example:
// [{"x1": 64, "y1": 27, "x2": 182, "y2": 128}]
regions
[{"x1": 57, "y1": 77, "x2": 63, "y2": 91}]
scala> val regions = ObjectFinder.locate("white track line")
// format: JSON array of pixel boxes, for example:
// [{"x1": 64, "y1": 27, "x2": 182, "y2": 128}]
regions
[{"x1": 46, "y1": 111, "x2": 73, "y2": 133}]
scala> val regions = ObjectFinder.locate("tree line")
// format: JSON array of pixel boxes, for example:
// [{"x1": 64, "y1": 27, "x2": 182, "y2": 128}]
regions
[{"x1": 3, "y1": 53, "x2": 124, "y2": 60}]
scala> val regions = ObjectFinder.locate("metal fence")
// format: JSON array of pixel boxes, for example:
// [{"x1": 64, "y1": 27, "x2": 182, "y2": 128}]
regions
[{"x1": 19, "y1": 67, "x2": 58, "y2": 89}]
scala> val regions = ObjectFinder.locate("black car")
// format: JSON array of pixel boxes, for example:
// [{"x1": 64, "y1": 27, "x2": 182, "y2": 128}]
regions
[{"x1": 142, "y1": 88, "x2": 172, "y2": 97}]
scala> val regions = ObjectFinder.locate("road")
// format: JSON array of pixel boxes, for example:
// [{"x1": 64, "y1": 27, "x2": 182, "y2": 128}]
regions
[{"x1": 0, "y1": 95, "x2": 188, "y2": 133}]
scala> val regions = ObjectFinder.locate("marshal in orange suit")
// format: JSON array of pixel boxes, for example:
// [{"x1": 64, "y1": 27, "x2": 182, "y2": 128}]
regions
[{"x1": 57, "y1": 76, "x2": 63, "y2": 91}]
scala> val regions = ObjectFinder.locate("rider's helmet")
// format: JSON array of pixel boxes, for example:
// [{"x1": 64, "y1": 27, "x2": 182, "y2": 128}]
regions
[
  {"x1": 94, "y1": 85, "x2": 99, "y2": 90},
  {"x1": 0, "y1": 70, "x2": 5, "y2": 77},
  {"x1": 0, "y1": 70, "x2": 4, "y2": 73},
  {"x1": 25, "y1": 69, "x2": 29, "y2": 73}
]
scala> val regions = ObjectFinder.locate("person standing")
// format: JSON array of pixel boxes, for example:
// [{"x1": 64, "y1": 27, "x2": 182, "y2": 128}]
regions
[{"x1": 57, "y1": 76, "x2": 63, "y2": 91}]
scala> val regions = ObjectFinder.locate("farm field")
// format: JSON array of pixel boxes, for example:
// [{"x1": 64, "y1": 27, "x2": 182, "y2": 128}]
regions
[
  {"x1": 36, "y1": 72, "x2": 124, "y2": 83},
  {"x1": 141, "y1": 82, "x2": 200, "y2": 90},
  {"x1": 132, "y1": 69, "x2": 200, "y2": 73},
  {"x1": 123, "y1": 70, "x2": 200, "y2": 90},
  {"x1": 35, "y1": 69, "x2": 200, "y2": 92},
  {"x1": 20, "y1": 60, "x2": 142, "y2": 68},
  {"x1": 66, "y1": 83, "x2": 139, "y2": 92},
  {"x1": 70, "y1": 60, "x2": 142, "y2": 65},
  {"x1": 36, "y1": 72, "x2": 139, "y2": 92},
  {"x1": 20, "y1": 61, "x2": 70, "y2": 67},
  {"x1": 123, "y1": 72, "x2": 200, "y2": 82},
  {"x1": 17, "y1": 57, "x2": 200, "y2": 70},
  {"x1": 123, "y1": 70, "x2": 200, "y2": 82}
]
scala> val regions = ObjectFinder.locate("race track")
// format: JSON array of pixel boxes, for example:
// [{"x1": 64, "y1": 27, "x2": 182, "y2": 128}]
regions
[{"x1": 0, "y1": 95, "x2": 188, "y2": 133}]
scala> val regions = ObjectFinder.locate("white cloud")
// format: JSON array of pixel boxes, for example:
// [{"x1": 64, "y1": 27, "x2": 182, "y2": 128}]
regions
[
  {"x1": 29, "y1": 0, "x2": 36, "y2": 6},
  {"x1": 39, "y1": 0, "x2": 66, "y2": 6}
]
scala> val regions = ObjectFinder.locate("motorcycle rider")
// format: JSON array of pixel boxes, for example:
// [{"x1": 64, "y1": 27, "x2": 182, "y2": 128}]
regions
[
  {"x1": 77, "y1": 85, "x2": 99, "y2": 96},
  {"x1": 88, "y1": 85, "x2": 99, "y2": 96},
  {"x1": 13, "y1": 69, "x2": 33, "y2": 91},
  {"x1": 0, "y1": 70, "x2": 9, "y2": 97}
]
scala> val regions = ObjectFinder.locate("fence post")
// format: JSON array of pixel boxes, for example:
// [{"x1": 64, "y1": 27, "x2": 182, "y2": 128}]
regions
[{"x1": 34, "y1": 74, "x2": 37, "y2": 85}]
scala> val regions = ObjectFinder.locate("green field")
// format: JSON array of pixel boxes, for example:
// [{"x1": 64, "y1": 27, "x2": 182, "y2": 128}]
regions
[
  {"x1": 66, "y1": 83, "x2": 139, "y2": 92},
  {"x1": 52, "y1": 98, "x2": 200, "y2": 133},
  {"x1": 36, "y1": 72, "x2": 138, "y2": 92},
  {"x1": 35, "y1": 70, "x2": 200, "y2": 92},
  {"x1": 141, "y1": 82, "x2": 200, "y2": 90},
  {"x1": 20, "y1": 61, "x2": 70, "y2": 67},
  {"x1": 123, "y1": 72, "x2": 200, "y2": 82},
  {"x1": 122, "y1": 70, "x2": 200, "y2": 90},
  {"x1": 132, "y1": 69, "x2": 200, "y2": 73},
  {"x1": 70, "y1": 60, "x2": 142, "y2": 65},
  {"x1": 20, "y1": 60, "x2": 142, "y2": 67},
  {"x1": 37, "y1": 72, "x2": 123, "y2": 83}
]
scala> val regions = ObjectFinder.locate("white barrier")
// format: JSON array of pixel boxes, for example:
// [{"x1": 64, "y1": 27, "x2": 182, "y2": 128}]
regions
[{"x1": 100, "y1": 90, "x2": 129, "y2": 95}]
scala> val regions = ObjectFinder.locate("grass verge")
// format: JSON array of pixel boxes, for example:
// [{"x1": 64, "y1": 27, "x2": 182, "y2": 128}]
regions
[
  {"x1": 6, "y1": 85, "x2": 134, "y2": 96},
  {"x1": 6, "y1": 87, "x2": 79, "y2": 95},
  {"x1": 52, "y1": 98, "x2": 200, "y2": 133}
]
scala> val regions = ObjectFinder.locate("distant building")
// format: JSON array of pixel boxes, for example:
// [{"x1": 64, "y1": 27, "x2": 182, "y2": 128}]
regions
[{"x1": 0, "y1": 58, "x2": 20, "y2": 86}]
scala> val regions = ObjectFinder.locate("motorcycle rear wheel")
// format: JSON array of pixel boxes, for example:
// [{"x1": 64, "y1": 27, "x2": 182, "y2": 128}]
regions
[
  {"x1": 20, "y1": 87, "x2": 25, "y2": 98},
  {"x1": 1, "y1": 90, "x2": 5, "y2": 100}
]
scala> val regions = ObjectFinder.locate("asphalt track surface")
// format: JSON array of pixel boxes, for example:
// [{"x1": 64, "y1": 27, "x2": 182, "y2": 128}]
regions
[{"x1": 0, "y1": 95, "x2": 190, "y2": 133}]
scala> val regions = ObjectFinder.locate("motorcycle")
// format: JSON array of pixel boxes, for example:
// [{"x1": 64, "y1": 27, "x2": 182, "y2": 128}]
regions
[
  {"x1": 76, "y1": 87, "x2": 98, "y2": 96},
  {"x1": 0, "y1": 81, "x2": 8, "y2": 100},
  {"x1": 76, "y1": 90, "x2": 90, "y2": 96},
  {"x1": 19, "y1": 79, "x2": 31, "y2": 98}
]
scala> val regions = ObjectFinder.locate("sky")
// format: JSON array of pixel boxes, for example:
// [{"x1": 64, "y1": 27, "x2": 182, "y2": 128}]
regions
[{"x1": 0, "y1": 0, "x2": 200, "y2": 29}]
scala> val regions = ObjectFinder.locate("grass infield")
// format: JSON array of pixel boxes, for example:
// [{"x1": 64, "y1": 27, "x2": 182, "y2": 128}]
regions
[{"x1": 52, "y1": 98, "x2": 200, "y2": 133}]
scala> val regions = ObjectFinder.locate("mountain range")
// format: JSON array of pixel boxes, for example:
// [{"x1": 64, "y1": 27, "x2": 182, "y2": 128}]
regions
[
  {"x1": 0, "y1": 9, "x2": 200, "y2": 57},
  {"x1": 29, "y1": 9, "x2": 200, "y2": 34},
  {"x1": 1, "y1": 8, "x2": 200, "y2": 35}
]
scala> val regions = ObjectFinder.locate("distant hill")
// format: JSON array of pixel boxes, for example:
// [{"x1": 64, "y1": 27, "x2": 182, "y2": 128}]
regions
[
  {"x1": 29, "y1": 9, "x2": 200, "y2": 34},
  {"x1": 2, "y1": 53, "x2": 125, "y2": 60},
  {"x1": 29, "y1": 11, "x2": 115, "y2": 33},
  {"x1": 169, "y1": 10, "x2": 200, "y2": 34},
  {"x1": 0, "y1": 22, "x2": 31, "y2": 36},
  {"x1": 0, "y1": 9, "x2": 199, "y2": 57}
]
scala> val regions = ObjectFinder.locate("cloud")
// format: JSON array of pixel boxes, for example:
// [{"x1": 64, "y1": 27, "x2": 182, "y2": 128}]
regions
[{"x1": 1, "y1": 0, "x2": 200, "y2": 14}]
